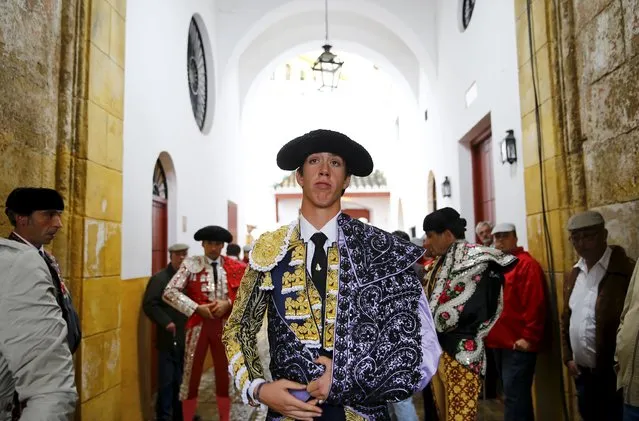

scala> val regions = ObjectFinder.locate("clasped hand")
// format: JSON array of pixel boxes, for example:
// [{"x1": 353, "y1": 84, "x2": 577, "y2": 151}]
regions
[{"x1": 259, "y1": 356, "x2": 332, "y2": 421}]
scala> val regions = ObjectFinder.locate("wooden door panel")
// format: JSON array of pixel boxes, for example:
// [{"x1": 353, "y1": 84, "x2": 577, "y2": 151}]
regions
[
  {"x1": 472, "y1": 136, "x2": 496, "y2": 236},
  {"x1": 150, "y1": 197, "x2": 168, "y2": 397}
]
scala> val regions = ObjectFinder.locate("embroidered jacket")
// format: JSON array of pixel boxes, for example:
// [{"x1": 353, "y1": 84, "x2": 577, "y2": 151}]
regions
[
  {"x1": 163, "y1": 255, "x2": 244, "y2": 327},
  {"x1": 222, "y1": 214, "x2": 441, "y2": 420},
  {"x1": 425, "y1": 240, "x2": 516, "y2": 376}
]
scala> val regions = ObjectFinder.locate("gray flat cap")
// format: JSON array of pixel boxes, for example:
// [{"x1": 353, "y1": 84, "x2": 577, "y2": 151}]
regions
[
  {"x1": 243, "y1": 244, "x2": 253, "y2": 252},
  {"x1": 492, "y1": 223, "x2": 516, "y2": 235},
  {"x1": 567, "y1": 211, "x2": 605, "y2": 231},
  {"x1": 168, "y1": 243, "x2": 189, "y2": 252}
]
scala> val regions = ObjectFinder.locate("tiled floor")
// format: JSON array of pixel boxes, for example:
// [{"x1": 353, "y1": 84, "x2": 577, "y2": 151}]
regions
[{"x1": 196, "y1": 368, "x2": 505, "y2": 421}]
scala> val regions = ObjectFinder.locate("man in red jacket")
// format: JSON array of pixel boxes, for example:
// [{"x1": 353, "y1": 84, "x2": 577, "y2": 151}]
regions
[
  {"x1": 486, "y1": 223, "x2": 546, "y2": 421},
  {"x1": 163, "y1": 226, "x2": 245, "y2": 421}
]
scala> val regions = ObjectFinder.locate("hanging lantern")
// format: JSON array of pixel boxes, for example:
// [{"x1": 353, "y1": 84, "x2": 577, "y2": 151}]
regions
[
  {"x1": 500, "y1": 129, "x2": 518, "y2": 164},
  {"x1": 312, "y1": 44, "x2": 344, "y2": 91},
  {"x1": 442, "y1": 177, "x2": 452, "y2": 198},
  {"x1": 311, "y1": 0, "x2": 344, "y2": 92}
]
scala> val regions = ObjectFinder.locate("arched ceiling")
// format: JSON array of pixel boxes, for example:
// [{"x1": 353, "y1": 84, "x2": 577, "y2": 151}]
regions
[{"x1": 218, "y1": 0, "x2": 437, "y2": 110}]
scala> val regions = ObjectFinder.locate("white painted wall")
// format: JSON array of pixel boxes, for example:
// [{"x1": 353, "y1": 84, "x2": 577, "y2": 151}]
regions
[
  {"x1": 122, "y1": 0, "x2": 244, "y2": 280},
  {"x1": 121, "y1": 0, "x2": 528, "y2": 280},
  {"x1": 425, "y1": 0, "x2": 527, "y2": 246}
]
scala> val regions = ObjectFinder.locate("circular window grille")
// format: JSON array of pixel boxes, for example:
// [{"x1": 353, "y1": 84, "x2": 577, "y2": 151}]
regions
[
  {"x1": 461, "y1": 0, "x2": 476, "y2": 31},
  {"x1": 187, "y1": 17, "x2": 207, "y2": 131}
]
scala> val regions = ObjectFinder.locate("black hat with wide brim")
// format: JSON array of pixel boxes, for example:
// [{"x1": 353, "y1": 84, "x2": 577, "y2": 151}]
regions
[
  {"x1": 5, "y1": 187, "x2": 64, "y2": 214},
  {"x1": 276, "y1": 129, "x2": 374, "y2": 177},
  {"x1": 194, "y1": 226, "x2": 233, "y2": 243}
]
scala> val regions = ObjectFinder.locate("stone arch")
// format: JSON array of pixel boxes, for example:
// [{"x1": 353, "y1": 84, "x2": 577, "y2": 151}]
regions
[
  {"x1": 139, "y1": 151, "x2": 178, "y2": 419},
  {"x1": 157, "y1": 151, "x2": 178, "y2": 246},
  {"x1": 226, "y1": 1, "x2": 437, "y2": 111}
]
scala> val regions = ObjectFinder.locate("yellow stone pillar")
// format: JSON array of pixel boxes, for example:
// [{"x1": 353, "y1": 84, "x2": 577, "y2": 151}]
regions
[
  {"x1": 58, "y1": 0, "x2": 127, "y2": 418},
  {"x1": 515, "y1": 0, "x2": 586, "y2": 419}
]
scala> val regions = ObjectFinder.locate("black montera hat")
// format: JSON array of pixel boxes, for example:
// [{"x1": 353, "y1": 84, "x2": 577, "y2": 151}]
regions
[
  {"x1": 193, "y1": 225, "x2": 233, "y2": 243},
  {"x1": 423, "y1": 207, "x2": 467, "y2": 234},
  {"x1": 276, "y1": 129, "x2": 374, "y2": 177},
  {"x1": 5, "y1": 187, "x2": 64, "y2": 215}
]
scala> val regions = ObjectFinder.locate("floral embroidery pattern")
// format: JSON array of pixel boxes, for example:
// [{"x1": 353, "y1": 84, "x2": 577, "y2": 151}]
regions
[{"x1": 429, "y1": 240, "x2": 514, "y2": 375}]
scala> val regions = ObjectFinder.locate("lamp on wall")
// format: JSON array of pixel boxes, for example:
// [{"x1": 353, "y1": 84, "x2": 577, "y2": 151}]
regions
[
  {"x1": 500, "y1": 129, "x2": 518, "y2": 164},
  {"x1": 312, "y1": 0, "x2": 344, "y2": 91},
  {"x1": 442, "y1": 177, "x2": 452, "y2": 198}
]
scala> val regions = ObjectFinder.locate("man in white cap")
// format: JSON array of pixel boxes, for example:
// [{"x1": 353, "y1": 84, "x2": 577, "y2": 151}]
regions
[
  {"x1": 485, "y1": 223, "x2": 546, "y2": 421},
  {"x1": 223, "y1": 129, "x2": 441, "y2": 420},
  {"x1": 143, "y1": 243, "x2": 190, "y2": 421},
  {"x1": 561, "y1": 211, "x2": 635, "y2": 421}
]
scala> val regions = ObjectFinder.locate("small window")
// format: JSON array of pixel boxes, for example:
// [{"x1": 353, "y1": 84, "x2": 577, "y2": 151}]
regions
[{"x1": 153, "y1": 160, "x2": 168, "y2": 199}]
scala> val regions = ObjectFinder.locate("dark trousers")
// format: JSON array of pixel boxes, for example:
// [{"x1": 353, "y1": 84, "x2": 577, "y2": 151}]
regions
[
  {"x1": 157, "y1": 347, "x2": 184, "y2": 421},
  {"x1": 624, "y1": 403, "x2": 639, "y2": 421},
  {"x1": 493, "y1": 349, "x2": 537, "y2": 421},
  {"x1": 574, "y1": 365, "x2": 623, "y2": 421},
  {"x1": 422, "y1": 382, "x2": 439, "y2": 421}
]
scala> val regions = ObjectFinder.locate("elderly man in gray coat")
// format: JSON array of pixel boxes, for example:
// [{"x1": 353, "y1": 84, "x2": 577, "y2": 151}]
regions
[{"x1": 0, "y1": 238, "x2": 77, "y2": 421}]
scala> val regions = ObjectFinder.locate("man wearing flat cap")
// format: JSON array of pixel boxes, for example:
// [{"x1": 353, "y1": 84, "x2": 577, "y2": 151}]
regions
[
  {"x1": 143, "y1": 243, "x2": 190, "y2": 421},
  {"x1": 421, "y1": 207, "x2": 516, "y2": 421},
  {"x1": 163, "y1": 227, "x2": 245, "y2": 421},
  {"x1": 223, "y1": 129, "x2": 441, "y2": 420},
  {"x1": 485, "y1": 223, "x2": 546, "y2": 421},
  {"x1": 561, "y1": 211, "x2": 635, "y2": 421}
]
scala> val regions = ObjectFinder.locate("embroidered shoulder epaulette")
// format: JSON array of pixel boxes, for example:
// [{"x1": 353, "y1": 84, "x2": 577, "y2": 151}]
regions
[
  {"x1": 184, "y1": 255, "x2": 207, "y2": 273},
  {"x1": 249, "y1": 221, "x2": 297, "y2": 272}
]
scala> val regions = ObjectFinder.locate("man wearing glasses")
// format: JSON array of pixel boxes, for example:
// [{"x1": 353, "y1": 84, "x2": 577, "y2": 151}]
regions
[{"x1": 561, "y1": 210, "x2": 635, "y2": 421}]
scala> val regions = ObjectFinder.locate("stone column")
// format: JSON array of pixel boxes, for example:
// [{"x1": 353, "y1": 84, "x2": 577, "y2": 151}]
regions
[
  {"x1": 515, "y1": 0, "x2": 639, "y2": 419},
  {"x1": 71, "y1": 0, "x2": 126, "y2": 418}
]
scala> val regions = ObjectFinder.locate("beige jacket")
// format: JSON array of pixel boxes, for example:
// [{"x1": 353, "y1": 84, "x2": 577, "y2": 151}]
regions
[
  {"x1": 0, "y1": 239, "x2": 77, "y2": 420},
  {"x1": 616, "y1": 261, "x2": 639, "y2": 406}
]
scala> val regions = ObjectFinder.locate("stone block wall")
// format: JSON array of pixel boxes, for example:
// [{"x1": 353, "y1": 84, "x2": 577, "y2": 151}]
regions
[
  {"x1": 575, "y1": 0, "x2": 639, "y2": 258},
  {"x1": 78, "y1": 0, "x2": 126, "y2": 415},
  {"x1": 516, "y1": 0, "x2": 639, "y2": 419},
  {"x1": 0, "y1": 0, "x2": 126, "y2": 419},
  {"x1": 0, "y1": 1, "x2": 63, "y2": 230}
]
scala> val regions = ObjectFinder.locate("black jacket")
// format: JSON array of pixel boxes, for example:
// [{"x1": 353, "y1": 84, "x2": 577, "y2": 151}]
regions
[{"x1": 143, "y1": 264, "x2": 187, "y2": 351}]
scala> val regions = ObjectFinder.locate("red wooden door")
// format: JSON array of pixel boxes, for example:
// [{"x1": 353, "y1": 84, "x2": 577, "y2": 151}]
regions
[
  {"x1": 471, "y1": 136, "x2": 495, "y2": 234},
  {"x1": 227, "y1": 200, "x2": 238, "y2": 243},
  {"x1": 152, "y1": 198, "x2": 168, "y2": 273}
]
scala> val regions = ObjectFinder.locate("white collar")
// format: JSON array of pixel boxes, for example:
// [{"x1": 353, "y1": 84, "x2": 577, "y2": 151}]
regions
[
  {"x1": 207, "y1": 255, "x2": 222, "y2": 265},
  {"x1": 299, "y1": 212, "x2": 339, "y2": 245},
  {"x1": 12, "y1": 231, "x2": 44, "y2": 253},
  {"x1": 575, "y1": 246, "x2": 612, "y2": 273}
]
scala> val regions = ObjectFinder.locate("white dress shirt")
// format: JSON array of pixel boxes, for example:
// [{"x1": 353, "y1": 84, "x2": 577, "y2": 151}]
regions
[
  {"x1": 207, "y1": 255, "x2": 221, "y2": 267},
  {"x1": 569, "y1": 246, "x2": 612, "y2": 368},
  {"x1": 299, "y1": 213, "x2": 339, "y2": 275}
]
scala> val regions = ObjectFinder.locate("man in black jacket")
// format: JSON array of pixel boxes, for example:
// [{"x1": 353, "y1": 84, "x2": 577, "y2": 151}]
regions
[{"x1": 143, "y1": 243, "x2": 189, "y2": 421}]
